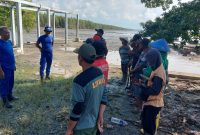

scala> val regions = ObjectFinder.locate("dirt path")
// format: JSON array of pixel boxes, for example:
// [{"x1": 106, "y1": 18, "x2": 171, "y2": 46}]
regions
[
  {"x1": 15, "y1": 40, "x2": 82, "y2": 79},
  {"x1": 102, "y1": 68, "x2": 200, "y2": 135},
  {"x1": 103, "y1": 78, "x2": 142, "y2": 135}
]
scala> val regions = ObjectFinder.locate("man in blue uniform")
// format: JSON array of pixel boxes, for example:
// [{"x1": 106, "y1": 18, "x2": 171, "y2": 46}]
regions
[
  {"x1": 0, "y1": 26, "x2": 18, "y2": 108},
  {"x1": 66, "y1": 44, "x2": 107, "y2": 135},
  {"x1": 36, "y1": 26, "x2": 54, "y2": 81}
]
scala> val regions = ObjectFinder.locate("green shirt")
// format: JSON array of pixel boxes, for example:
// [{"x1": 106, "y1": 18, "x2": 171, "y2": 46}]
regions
[{"x1": 70, "y1": 67, "x2": 108, "y2": 130}]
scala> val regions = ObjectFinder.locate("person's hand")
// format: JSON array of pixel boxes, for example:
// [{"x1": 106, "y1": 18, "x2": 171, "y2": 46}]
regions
[
  {"x1": 130, "y1": 69, "x2": 135, "y2": 74},
  {"x1": 147, "y1": 80, "x2": 153, "y2": 87},
  {"x1": 128, "y1": 61, "x2": 132, "y2": 67},
  {"x1": 0, "y1": 68, "x2": 4, "y2": 80},
  {"x1": 128, "y1": 50, "x2": 133, "y2": 56},
  {"x1": 97, "y1": 116, "x2": 104, "y2": 133},
  {"x1": 138, "y1": 79, "x2": 142, "y2": 85},
  {"x1": 65, "y1": 130, "x2": 73, "y2": 135}
]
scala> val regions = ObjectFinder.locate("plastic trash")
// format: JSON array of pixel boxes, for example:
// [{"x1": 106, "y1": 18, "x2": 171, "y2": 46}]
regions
[{"x1": 111, "y1": 117, "x2": 128, "y2": 126}]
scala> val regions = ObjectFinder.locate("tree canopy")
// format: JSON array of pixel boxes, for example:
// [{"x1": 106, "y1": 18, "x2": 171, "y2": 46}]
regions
[
  {"x1": 140, "y1": 0, "x2": 200, "y2": 45},
  {"x1": 39, "y1": 13, "x2": 126, "y2": 30},
  {"x1": 0, "y1": 0, "x2": 36, "y2": 32},
  {"x1": 141, "y1": 0, "x2": 173, "y2": 10}
]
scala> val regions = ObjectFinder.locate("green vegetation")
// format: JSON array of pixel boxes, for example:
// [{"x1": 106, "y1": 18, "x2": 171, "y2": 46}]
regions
[
  {"x1": 0, "y1": 5, "x2": 125, "y2": 33},
  {"x1": 141, "y1": 0, "x2": 173, "y2": 10},
  {"x1": 140, "y1": 0, "x2": 200, "y2": 48},
  {"x1": 0, "y1": 63, "x2": 73, "y2": 134},
  {"x1": 22, "y1": 10, "x2": 36, "y2": 33},
  {"x1": 0, "y1": 0, "x2": 36, "y2": 33},
  {"x1": 0, "y1": 6, "x2": 10, "y2": 26},
  {"x1": 40, "y1": 13, "x2": 126, "y2": 30}
]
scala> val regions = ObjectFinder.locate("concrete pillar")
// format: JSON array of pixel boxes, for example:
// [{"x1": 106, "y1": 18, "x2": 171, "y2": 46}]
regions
[
  {"x1": 36, "y1": 8, "x2": 40, "y2": 38},
  {"x1": 75, "y1": 14, "x2": 79, "y2": 42},
  {"x1": 47, "y1": 8, "x2": 51, "y2": 26},
  {"x1": 10, "y1": 6, "x2": 16, "y2": 47},
  {"x1": 65, "y1": 13, "x2": 68, "y2": 44},
  {"x1": 53, "y1": 13, "x2": 55, "y2": 38},
  {"x1": 64, "y1": 13, "x2": 68, "y2": 51},
  {"x1": 16, "y1": 2, "x2": 23, "y2": 53}
]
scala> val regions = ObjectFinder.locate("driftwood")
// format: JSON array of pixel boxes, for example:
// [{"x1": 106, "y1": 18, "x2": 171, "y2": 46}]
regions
[{"x1": 169, "y1": 72, "x2": 200, "y2": 80}]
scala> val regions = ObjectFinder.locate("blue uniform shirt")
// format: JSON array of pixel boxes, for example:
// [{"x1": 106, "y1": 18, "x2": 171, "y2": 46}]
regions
[
  {"x1": 0, "y1": 39, "x2": 15, "y2": 70},
  {"x1": 37, "y1": 35, "x2": 54, "y2": 52}
]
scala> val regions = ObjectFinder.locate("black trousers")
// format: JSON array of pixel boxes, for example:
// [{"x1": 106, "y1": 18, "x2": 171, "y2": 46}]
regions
[
  {"x1": 121, "y1": 63, "x2": 128, "y2": 82},
  {"x1": 141, "y1": 105, "x2": 161, "y2": 135}
]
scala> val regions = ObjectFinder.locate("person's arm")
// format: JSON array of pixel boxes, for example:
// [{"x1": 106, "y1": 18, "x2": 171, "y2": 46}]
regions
[
  {"x1": 66, "y1": 82, "x2": 85, "y2": 134},
  {"x1": 0, "y1": 65, "x2": 4, "y2": 79},
  {"x1": 97, "y1": 86, "x2": 108, "y2": 133},
  {"x1": 36, "y1": 42, "x2": 42, "y2": 50},
  {"x1": 35, "y1": 37, "x2": 42, "y2": 51},
  {"x1": 103, "y1": 43, "x2": 108, "y2": 56},
  {"x1": 147, "y1": 71, "x2": 155, "y2": 86},
  {"x1": 97, "y1": 104, "x2": 106, "y2": 133},
  {"x1": 65, "y1": 120, "x2": 77, "y2": 135},
  {"x1": 52, "y1": 36, "x2": 54, "y2": 47},
  {"x1": 145, "y1": 76, "x2": 163, "y2": 96},
  {"x1": 128, "y1": 50, "x2": 133, "y2": 56},
  {"x1": 131, "y1": 62, "x2": 146, "y2": 73},
  {"x1": 131, "y1": 54, "x2": 147, "y2": 73},
  {"x1": 141, "y1": 76, "x2": 163, "y2": 101},
  {"x1": 0, "y1": 44, "x2": 4, "y2": 79}
]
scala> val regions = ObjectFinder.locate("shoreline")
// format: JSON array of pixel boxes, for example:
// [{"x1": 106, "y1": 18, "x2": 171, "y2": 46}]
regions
[{"x1": 15, "y1": 39, "x2": 200, "y2": 78}]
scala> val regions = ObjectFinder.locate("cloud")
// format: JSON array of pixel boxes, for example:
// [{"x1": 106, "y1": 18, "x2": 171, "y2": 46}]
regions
[{"x1": 32, "y1": 0, "x2": 190, "y2": 29}]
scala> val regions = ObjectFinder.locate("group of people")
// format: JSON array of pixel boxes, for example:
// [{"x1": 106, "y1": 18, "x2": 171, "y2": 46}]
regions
[
  {"x1": 66, "y1": 31, "x2": 169, "y2": 135},
  {"x1": 0, "y1": 25, "x2": 169, "y2": 135},
  {"x1": 119, "y1": 34, "x2": 169, "y2": 135}
]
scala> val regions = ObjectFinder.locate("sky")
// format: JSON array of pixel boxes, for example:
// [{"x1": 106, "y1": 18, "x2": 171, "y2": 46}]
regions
[{"x1": 33, "y1": 0, "x2": 192, "y2": 29}]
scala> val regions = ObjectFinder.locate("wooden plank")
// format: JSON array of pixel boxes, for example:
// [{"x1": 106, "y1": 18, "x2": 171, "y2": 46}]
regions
[{"x1": 169, "y1": 71, "x2": 200, "y2": 80}]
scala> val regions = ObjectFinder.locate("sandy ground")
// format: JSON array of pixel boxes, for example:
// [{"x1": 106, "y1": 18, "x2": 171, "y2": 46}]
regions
[
  {"x1": 21, "y1": 28, "x2": 200, "y2": 76},
  {"x1": 104, "y1": 68, "x2": 200, "y2": 135},
  {"x1": 11, "y1": 40, "x2": 200, "y2": 135},
  {"x1": 15, "y1": 40, "x2": 82, "y2": 79}
]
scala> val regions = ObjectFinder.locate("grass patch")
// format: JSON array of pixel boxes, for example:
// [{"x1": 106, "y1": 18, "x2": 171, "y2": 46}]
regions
[{"x1": 0, "y1": 64, "x2": 74, "y2": 135}]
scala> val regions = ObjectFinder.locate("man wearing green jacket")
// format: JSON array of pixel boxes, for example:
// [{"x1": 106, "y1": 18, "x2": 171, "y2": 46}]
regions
[{"x1": 66, "y1": 44, "x2": 107, "y2": 135}]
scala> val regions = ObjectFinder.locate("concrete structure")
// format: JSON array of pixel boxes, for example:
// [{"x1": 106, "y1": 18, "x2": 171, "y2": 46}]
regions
[
  {"x1": 75, "y1": 14, "x2": 80, "y2": 42},
  {"x1": 0, "y1": 0, "x2": 80, "y2": 53}
]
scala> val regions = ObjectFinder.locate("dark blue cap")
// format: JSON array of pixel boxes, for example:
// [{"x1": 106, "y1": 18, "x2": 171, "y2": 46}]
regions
[
  {"x1": 95, "y1": 29, "x2": 104, "y2": 34},
  {"x1": 44, "y1": 26, "x2": 52, "y2": 32},
  {"x1": 84, "y1": 38, "x2": 94, "y2": 44},
  {"x1": 91, "y1": 40, "x2": 106, "y2": 57}
]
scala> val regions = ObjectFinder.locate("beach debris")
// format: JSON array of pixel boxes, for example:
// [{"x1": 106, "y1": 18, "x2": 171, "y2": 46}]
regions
[
  {"x1": 106, "y1": 124, "x2": 114, "y2": 129},
  {"x1": 111, "y1": 117, "x2": 128, "y2": 126}
]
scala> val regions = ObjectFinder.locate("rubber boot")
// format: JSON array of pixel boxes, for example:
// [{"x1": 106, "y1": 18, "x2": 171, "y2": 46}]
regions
[
  {"x1": 40, "y1": 76, "x2": 44, "y2": 83},
  {"x1": 45, "y1": 76, "x2": 50, "y2": 80},
  {"x1": 2, "y1": 97, "x2": 12, "y2": 108},
  {"x1": 8, "y1": 94, "x2": 19, "y2": 101}
]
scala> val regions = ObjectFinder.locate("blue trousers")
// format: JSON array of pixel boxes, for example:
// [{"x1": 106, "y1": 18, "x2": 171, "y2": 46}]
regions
[
  {"x1": 40, "y1": 51, "x2": 53, "y2": 77},
  {"x1": 0, "y1": 67, "x2": 14, "y2": 98}
]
